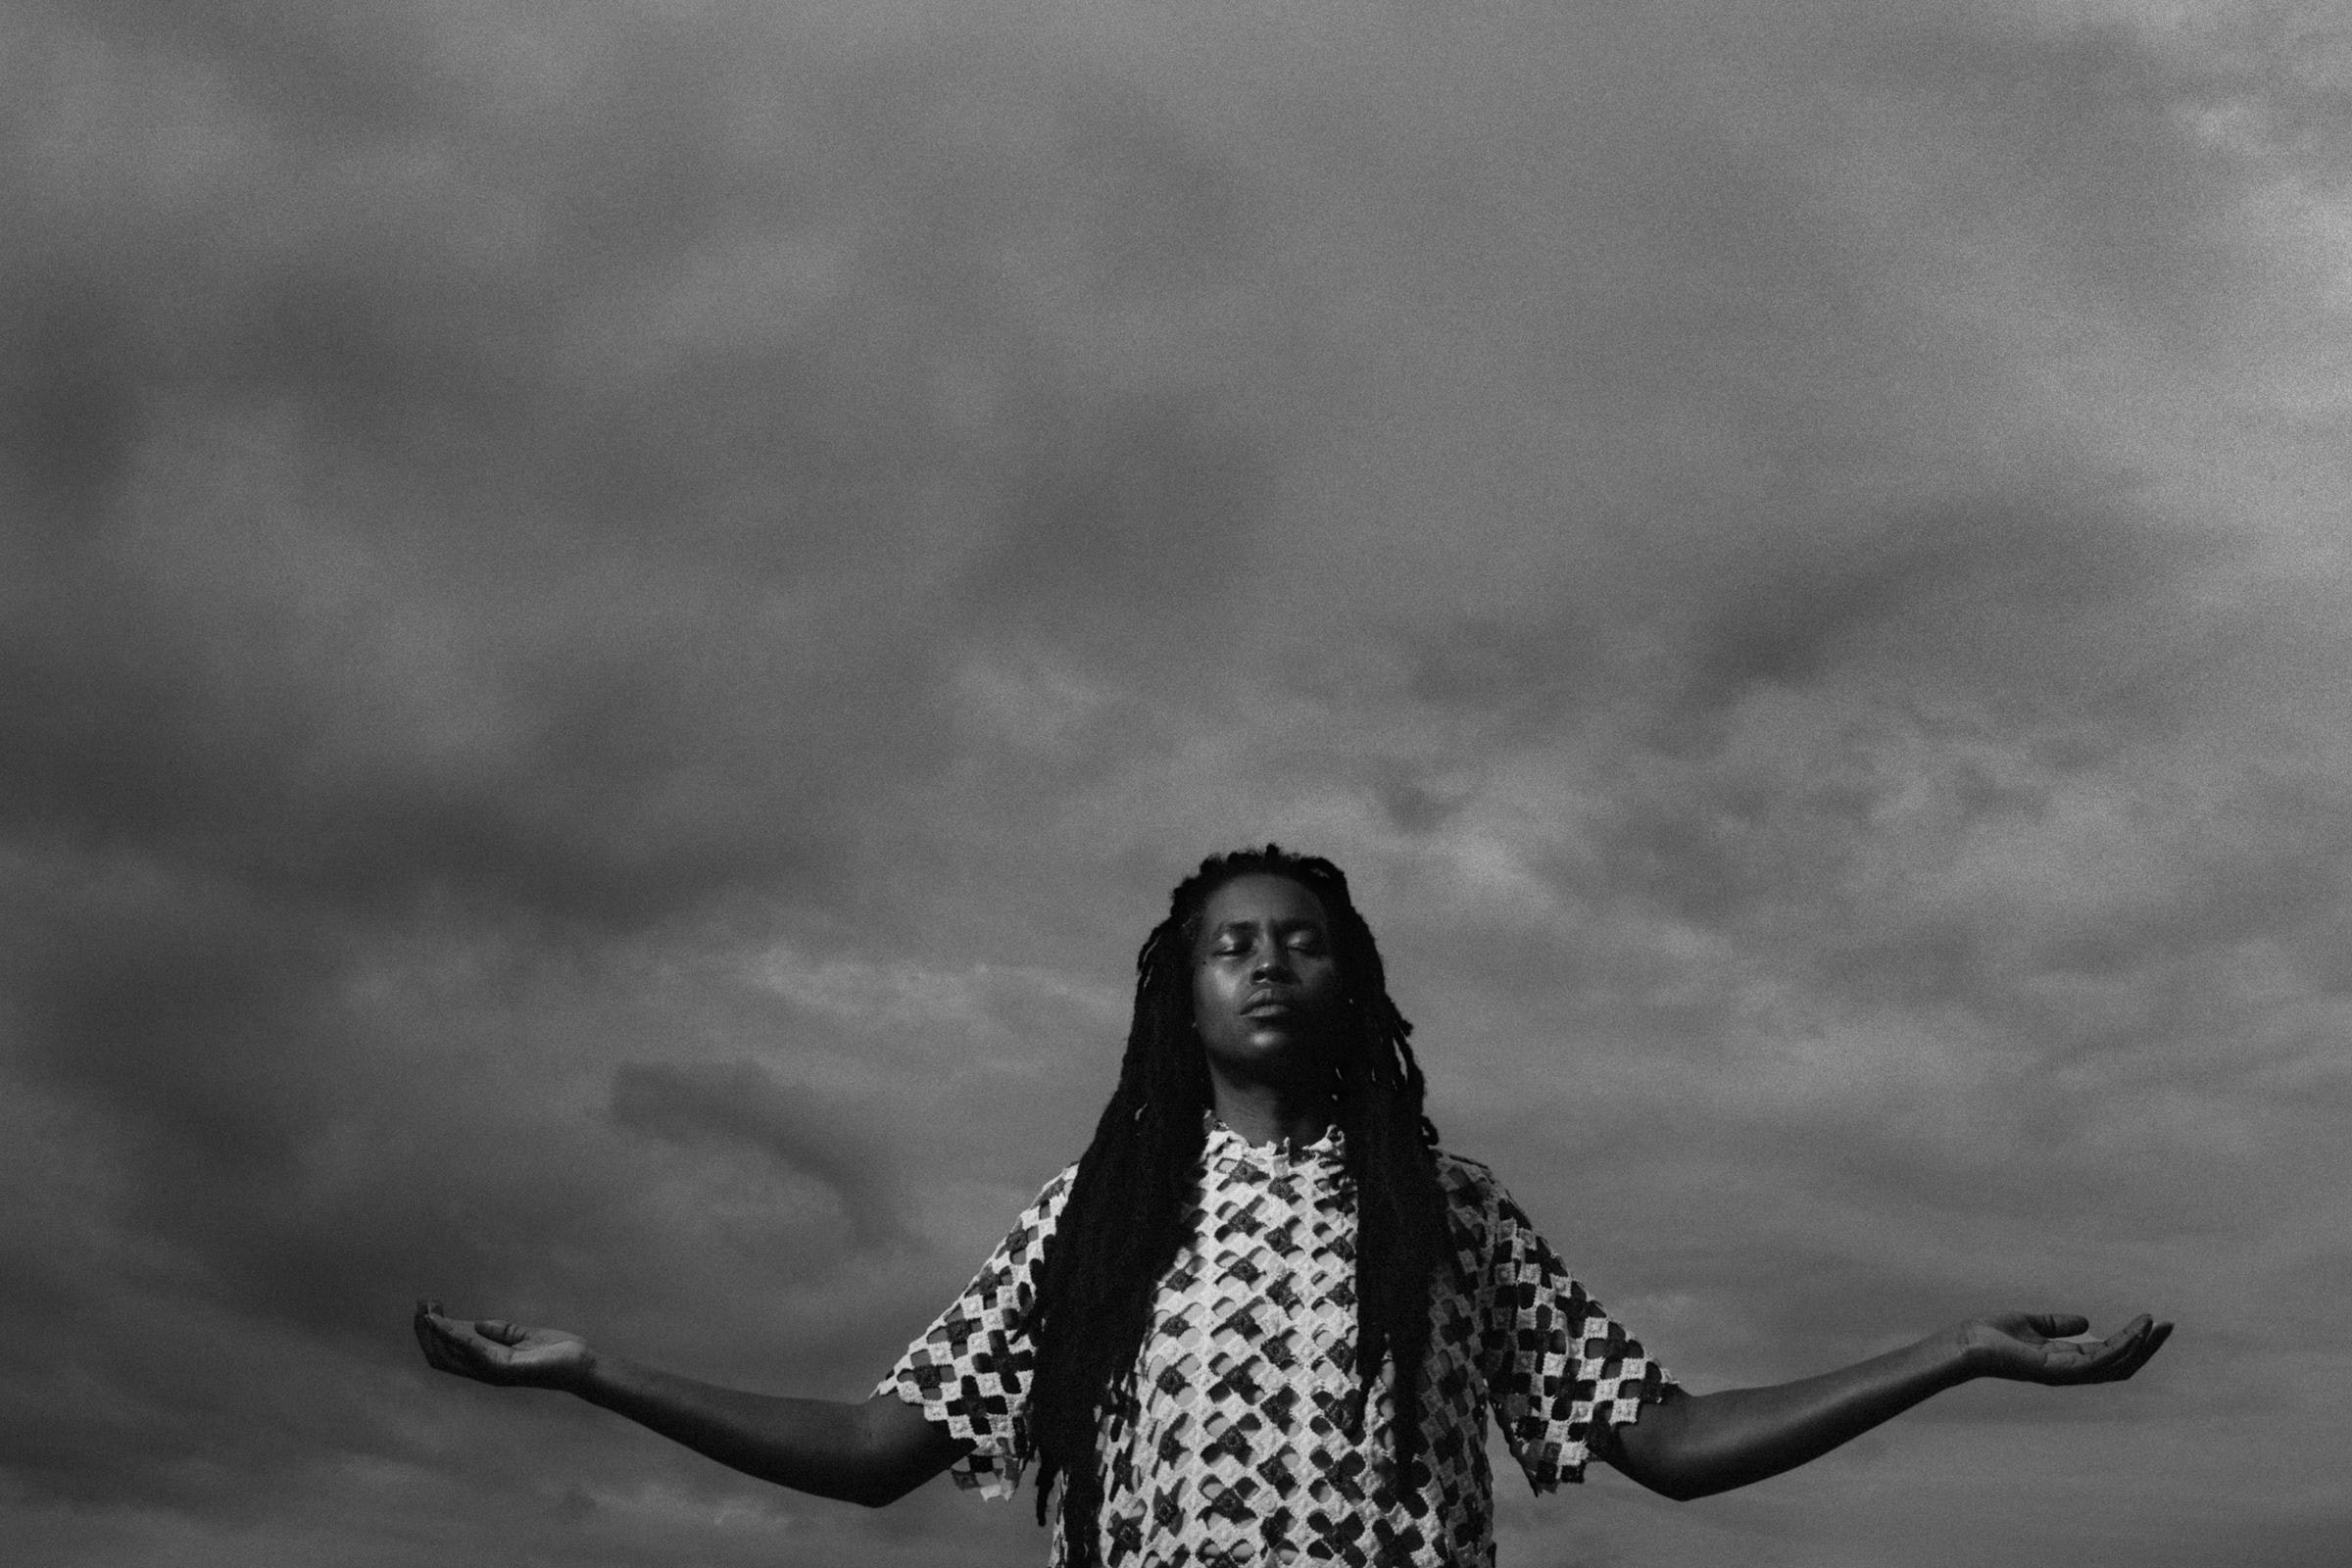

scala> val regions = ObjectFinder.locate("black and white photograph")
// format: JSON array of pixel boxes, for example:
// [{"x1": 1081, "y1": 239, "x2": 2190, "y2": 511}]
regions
[{"x1": 3, "y1": 2, "x2": 2343, "y2": 1564}]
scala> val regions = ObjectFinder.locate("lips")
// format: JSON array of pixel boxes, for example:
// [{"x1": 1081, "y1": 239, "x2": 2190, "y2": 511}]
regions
[{"x1": 1241, "y1": 995, "x2": 1298, "y2": 1016}]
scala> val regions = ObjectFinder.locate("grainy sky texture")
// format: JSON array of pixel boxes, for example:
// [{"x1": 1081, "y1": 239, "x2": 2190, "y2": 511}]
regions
[{"x1": 5, "y1": 1, "x2": 2349, "y2": 1564}]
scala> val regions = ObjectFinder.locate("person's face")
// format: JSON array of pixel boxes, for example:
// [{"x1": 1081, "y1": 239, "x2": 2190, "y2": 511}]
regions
[{"x1": 1190, "y1": 874, "x2": 1346, "y2": 1089}]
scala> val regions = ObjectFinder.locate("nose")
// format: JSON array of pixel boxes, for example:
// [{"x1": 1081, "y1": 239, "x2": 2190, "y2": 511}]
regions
[{"x1": 1251, "y1": 946, "x2": 1293, "y2": 981}]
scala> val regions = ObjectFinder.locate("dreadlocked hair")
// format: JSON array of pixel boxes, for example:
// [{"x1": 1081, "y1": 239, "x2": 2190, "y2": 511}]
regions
[{"x1": 1025, "y1": 846, "x2": 1448, "y2": 1566}]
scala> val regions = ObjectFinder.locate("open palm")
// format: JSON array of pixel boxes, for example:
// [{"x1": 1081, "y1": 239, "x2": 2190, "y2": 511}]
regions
[
  {"x1": 414, "y1": 1299, "x2": 593, "y2": 1391},
  {"x1": 1961, "y1": 1311, "x2": 2171, "y2": 1386}
]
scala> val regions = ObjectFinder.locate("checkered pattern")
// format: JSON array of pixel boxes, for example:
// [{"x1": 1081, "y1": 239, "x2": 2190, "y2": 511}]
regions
[{"x1": 880, "y1": 1122, "x2": 1674, "y2": 1565}]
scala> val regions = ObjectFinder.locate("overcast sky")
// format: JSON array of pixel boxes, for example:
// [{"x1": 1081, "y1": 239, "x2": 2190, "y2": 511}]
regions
[{"x1": 4, "y1": 1, "x2": 2349, "y2": 1564}]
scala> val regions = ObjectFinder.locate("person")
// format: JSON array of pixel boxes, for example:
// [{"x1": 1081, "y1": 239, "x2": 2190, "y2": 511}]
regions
[{"x1": 415, "y1": 845, "x2": 2170, "y2": 1566}]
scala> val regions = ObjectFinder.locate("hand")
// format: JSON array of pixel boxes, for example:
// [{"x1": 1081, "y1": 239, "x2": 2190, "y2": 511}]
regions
[
  {"x1": 1957, "y1": 1311, "x2": 2172, "y2": 1386},
  {"x1": 414, "y1": 1298, "x2": 595, "y2": 1392}
]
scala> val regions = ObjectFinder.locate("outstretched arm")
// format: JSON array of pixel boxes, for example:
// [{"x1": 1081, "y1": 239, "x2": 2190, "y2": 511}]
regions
[
  {"x1": 413, "y1": 1300, "x2": 966, "y2": 1507},
  {"x1": 1599, "y1": 1311, "x2": 2171, "y2": 1501}
]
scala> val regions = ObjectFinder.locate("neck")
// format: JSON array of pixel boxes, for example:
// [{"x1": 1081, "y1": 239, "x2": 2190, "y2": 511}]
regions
[{"x1": 1206, "y1": 1072, "x2": 1334, "y2": 1151}]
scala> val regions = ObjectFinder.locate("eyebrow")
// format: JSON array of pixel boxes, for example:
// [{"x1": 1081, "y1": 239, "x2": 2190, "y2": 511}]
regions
[{"x1": 1206, "y1": 916, "x2": 1326, "y2": 936}]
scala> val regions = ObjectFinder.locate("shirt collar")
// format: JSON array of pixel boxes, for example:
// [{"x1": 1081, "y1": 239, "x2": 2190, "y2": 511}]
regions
[{"x1": 1201, "y1": 1111, "x2": 1347, "y2": 1177}]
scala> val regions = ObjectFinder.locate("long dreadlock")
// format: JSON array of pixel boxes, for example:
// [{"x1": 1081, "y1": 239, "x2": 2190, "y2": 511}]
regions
[{"x1": 1026, "y1": 846, "x2": 1449, "y2": 1565}]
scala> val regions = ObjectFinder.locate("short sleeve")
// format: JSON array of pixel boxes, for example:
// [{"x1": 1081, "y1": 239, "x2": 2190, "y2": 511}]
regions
[
  {"x1": 874, "y1": 1164, "x2": 1075, "y2": 1498},
  {"x1": 1463, "y1": 1168, "x2": 1676, "y2": 1493}
]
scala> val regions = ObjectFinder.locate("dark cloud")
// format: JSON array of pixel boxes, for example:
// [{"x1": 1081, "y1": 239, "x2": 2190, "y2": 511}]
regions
[
  {"x1": 981, "y1": 391, "x2": 1268, "y2": 649},
  {"x1": 609, "y1": 1061, "x2": 910, "y2": 1249},
  {"x1": 0, "y1": 4, "x2": 1306, "y2": 943},
  {"x1": 41, "y1": 1, "x2": 448, "y2": 132},
  {"x1": 12, "y1": 872, "x2": 310, "y2": 1102},
  {"x1": 0, "y1": 268, "x2": 147, "y2": 528},
  {"x1": 1682, "y1": 485, "x2": 2199, "y2": 709},
  {"x1": 1, "y1": 1, "x2": 2343, "y2": 1565},
  {"x1": 1398, "y1": 613, "x2": 1606, "y2": 726}
]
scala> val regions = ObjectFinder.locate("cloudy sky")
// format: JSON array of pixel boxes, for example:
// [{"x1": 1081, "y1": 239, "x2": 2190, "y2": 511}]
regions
[{"x1": 4, "y1": 0, "x2": 2349, "y2": 1563}]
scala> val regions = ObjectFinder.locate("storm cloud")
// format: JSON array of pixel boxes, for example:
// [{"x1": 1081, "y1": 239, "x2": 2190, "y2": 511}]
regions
[{"x1": 5, "y1": 0, "x2": 2349, "y2": 1564}]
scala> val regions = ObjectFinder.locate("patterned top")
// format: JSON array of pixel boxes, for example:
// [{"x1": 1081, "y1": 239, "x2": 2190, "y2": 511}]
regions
[{"x1": 878, "y1": 1121, "x2": 1675, "y2": 1566}]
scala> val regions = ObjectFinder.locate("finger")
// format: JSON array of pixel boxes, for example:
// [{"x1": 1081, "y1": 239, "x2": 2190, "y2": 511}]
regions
[
  {"x1": 2086, "y1": 1318, "x2": 2142, "y2": 1359},
  {"x1": 2106, "y1": 1320, "x2": 2172, "y2": 1382},
  {"x1": 413, "y1": 1302, "x2": 462, "y2": 1363},
  {"x1": 2091, "y1": 1315, "x2": 2159, "y2": 1366},
  {"x1": 420, "y1": 1310, "x2": 494, "y2": 1351},
  {"x1": 2097, "y1": 1340, "x2": 2152, "y2": 1383},
  {"x1": 416, "y1": 1317, "x2": 473, "y2": 1374},
  {"x1": 422, "y1": 1313, "x2": 510, "y2": 1370},
  {"x1": 417, "y1": 1332, "x2": 466, "y2": 1376},
  {"x1": 2082, "y1": 1328, "x2": 2152, "y2": 1383},
  {"x1": 2021, "y1": 1312, "x2": 2091, "y2": 1340},
  {"x1": 2065, "y1": 1318, "x2": 2147, "y2": 1374},
  {"x1": 478, "y1": 1320, "x2": 525, "y2": 1346},
  {"x1": 2052, "y1": 1316, "x2": 2168, "y2": 1384}
]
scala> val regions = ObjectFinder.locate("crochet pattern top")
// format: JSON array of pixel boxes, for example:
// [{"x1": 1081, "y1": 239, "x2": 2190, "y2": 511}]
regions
[{"x1": 879, "y1": 1120, "x2": 1675, "y2": 1565}]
